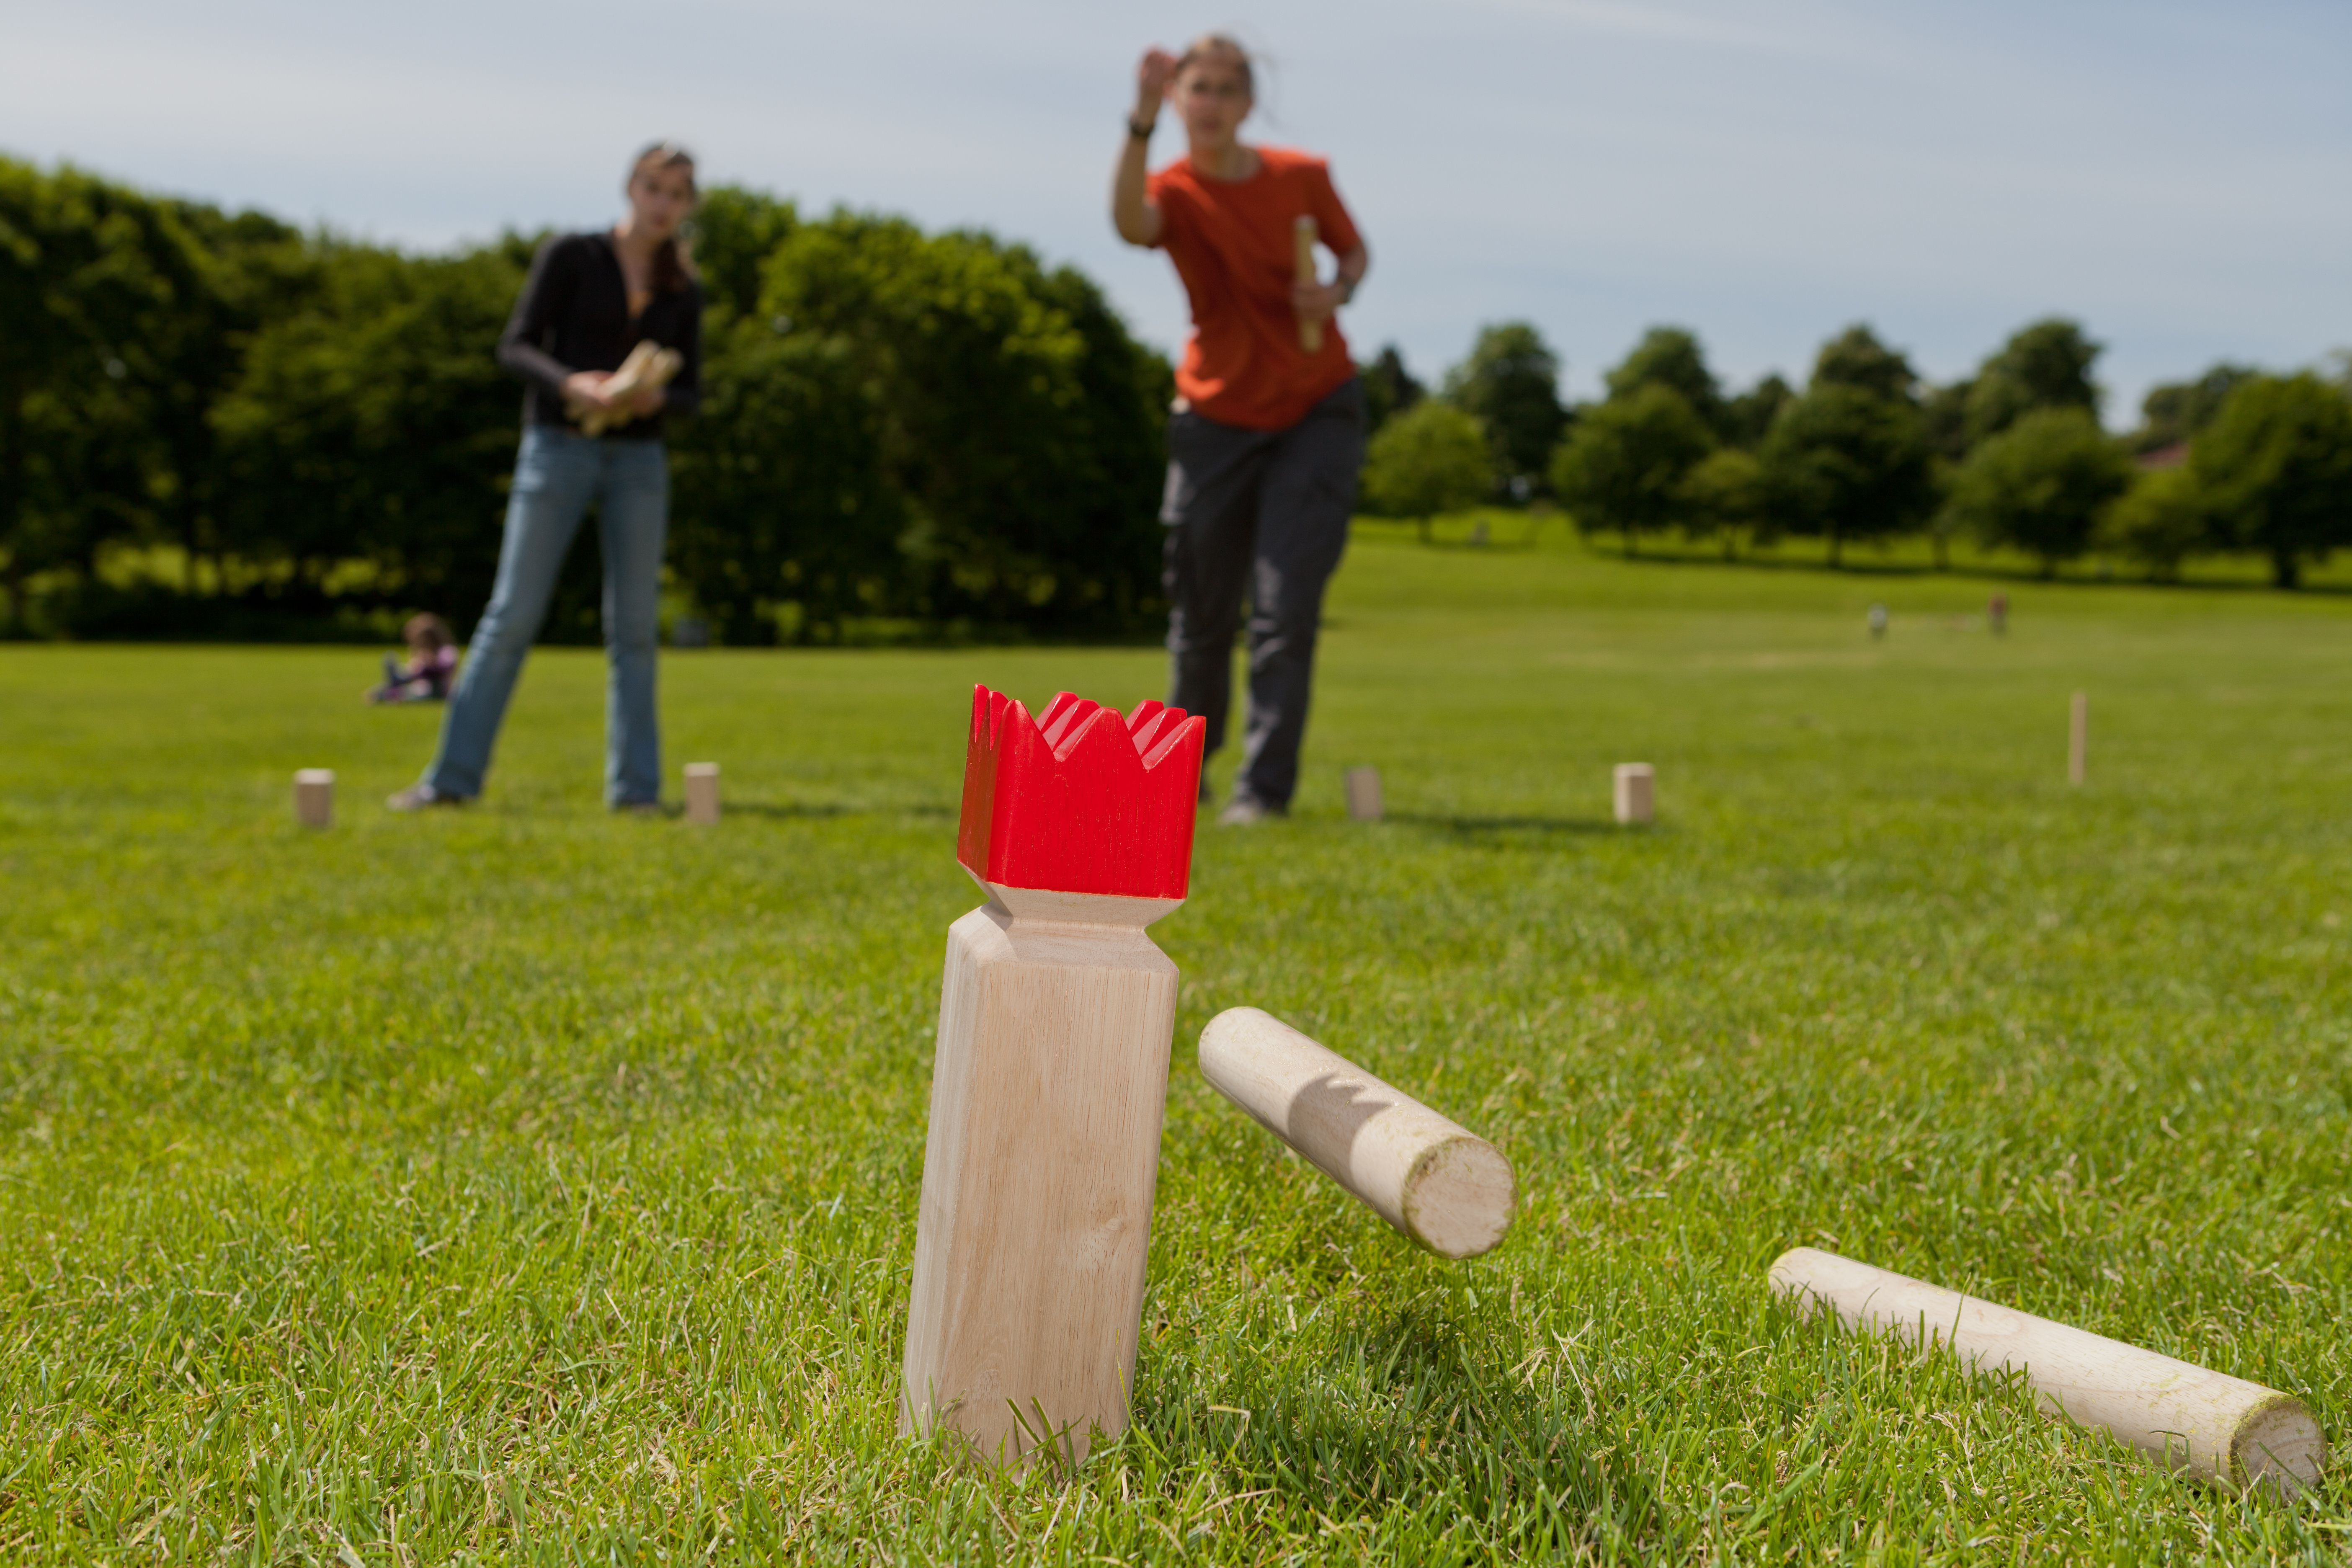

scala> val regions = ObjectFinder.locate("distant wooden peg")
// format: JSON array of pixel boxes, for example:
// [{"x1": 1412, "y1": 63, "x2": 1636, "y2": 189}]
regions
[
  {"x1": 1198, "y1": 1008, "x2": 1514, "y2": 1259},
  {"x1": 1344, "y1": 766, "x2": 1384, "y2": 822},
  {"x1": 1294, "y1": 216, "x2": 1323, "y2": 353},
  {"x1": 683, "y1": 761, "x2": 720, "y2": 825},
  {"x1": 1613, "y1": 762, "x2": 1653, "y2": 825},
  {"x1": 1770, "y1": 1247, "x2": 2326, "y2": 1496},
  {"x1": 2068, "y1": 691, "x2": 2087, "y2": 786},
  {"x1": 294, "y1": 769, "x2": 334, "y2": 828}
]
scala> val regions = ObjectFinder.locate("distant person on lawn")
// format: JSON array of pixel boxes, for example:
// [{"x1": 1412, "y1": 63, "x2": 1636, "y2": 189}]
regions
[
  {"x1": 389, "y1": 142, "x2": 703, "y2": 812},
  {"x1": 1114, "y1": 34, "x2": 1369, "y2": 825},
  {"x1": 368, "y1": 612, "x2": 458, "y2": 703}
]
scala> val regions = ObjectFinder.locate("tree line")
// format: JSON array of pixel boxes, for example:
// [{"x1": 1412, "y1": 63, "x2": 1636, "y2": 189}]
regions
[
  {"x1": 9, "y1": 153, "x2": 2351, "y2": 649},
  {"x1": 1364, "y1": 318, "x2": 2352, "y2": 588},
  {"x1": 1, "y1": 159, "x2": 1169, "y2": 642}
]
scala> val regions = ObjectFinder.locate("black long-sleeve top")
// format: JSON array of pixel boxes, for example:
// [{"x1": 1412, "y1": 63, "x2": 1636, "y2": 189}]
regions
[{"x1": 496, "y1": 230, "x2": 702, "y2": 441}]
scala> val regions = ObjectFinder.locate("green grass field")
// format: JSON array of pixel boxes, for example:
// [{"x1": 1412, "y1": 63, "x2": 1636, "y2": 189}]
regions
[{"x1": 5, "y1": 525, "x2": 2350, "y2": 1564}]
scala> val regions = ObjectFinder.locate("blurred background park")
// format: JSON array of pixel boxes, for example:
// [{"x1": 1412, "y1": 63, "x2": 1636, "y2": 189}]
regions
[{"x1": 3, "y1": 0, "x2": 2347, "y2": 646}]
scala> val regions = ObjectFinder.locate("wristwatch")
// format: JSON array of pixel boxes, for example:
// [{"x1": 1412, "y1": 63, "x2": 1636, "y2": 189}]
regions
[{"x1": 1127, "y1": 117, "x2": 1155, "y2": 140}]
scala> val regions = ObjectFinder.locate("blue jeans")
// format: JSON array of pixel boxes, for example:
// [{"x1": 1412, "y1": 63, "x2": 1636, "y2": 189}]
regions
[{"x1": 423, "y1": 427, "x2": 668, "y2": 805}]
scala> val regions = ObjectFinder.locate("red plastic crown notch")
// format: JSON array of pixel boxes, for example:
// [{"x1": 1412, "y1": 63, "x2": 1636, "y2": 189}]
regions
[{"x1": 955, "y1": 684, "x2": 1207, "y2": 900}]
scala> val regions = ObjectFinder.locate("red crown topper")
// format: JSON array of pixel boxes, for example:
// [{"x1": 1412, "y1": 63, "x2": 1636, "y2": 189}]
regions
[{"x1": 956, "y1": 686, "x2": 1207, "y2": 900}]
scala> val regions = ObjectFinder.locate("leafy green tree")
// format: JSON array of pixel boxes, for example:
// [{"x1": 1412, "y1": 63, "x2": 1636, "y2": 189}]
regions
[
  {"x1": 1604, "y1": 327, "x2": 1728, "y2": 438},
  {"x1": 2190, "y1": 372, "x2": 2352, "y2": 588},
  {"x1": 1921, "y1": 379, "x2": 1973, "y2": 463},
  {"x1": 1679, "y1": 447, "x2": 1767, "y2": 557},
  {"x1": 2134, "y1": 364, "x2": 2255, "y2": 455},
  {"x1": 1811, "y1": 325, "x2": 1919, "y2": 404},
  {"x1": 1442, "y1": 322, "x2": 1565, "y2": 499},
  {"x1": 1359, "y1": 343, "x2": 1423, "y2": 439},
  {"x1": 1939, "y1": 407, "x2": 2132, "y2": 575},
  {"x1": 1361, "y1": 400, "x2": 1488, "y2": 543},
  {"x1": 212, "y1": 239, "x2": 530, "y2": 627},
  {"x1": 669, "y1": 328, "x2": 901, "y2": 642},
  {"x1": 1759, "y1": 384, "x2": 1934, "y2": 566},
  {"x1": 1967, "y1": 318, "x2": 2102, "y2": 444},
  {"x1": 758, "y1": 213, "x2": 1166, "y2": 634},
  {"x1": 2101, "y1": 465, "x2": 2208, "y2": 582},
  {"x1": 1550, "y1": 384, "x2": 1715, "y2": 556},
  {"x1": 688, "y1": 186, "x2": 799, "y2": 323},
  {"x1": 0, "y1": 161, "x2": 281, "y2": 627},
  {"x1": 1725, "y1": 374, "x2": 1793, "y2": 448}
]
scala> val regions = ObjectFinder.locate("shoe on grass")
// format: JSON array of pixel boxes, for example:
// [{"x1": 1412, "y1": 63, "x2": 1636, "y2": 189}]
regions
[
  {"x1": 1218, "y1": 797, "x2": 1282, "y2": 827},
  {"x1": 386, "y1": 783, "x2": 464, "y2": 811}
]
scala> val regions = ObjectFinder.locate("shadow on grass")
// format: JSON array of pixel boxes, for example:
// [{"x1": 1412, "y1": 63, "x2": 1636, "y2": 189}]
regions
[
  {"x1": 1131, "y1": 1302, "x2": 1677, "y2": 1555},
  {"x1": 722, "y1": 801, "x2": 954, "y2": 822},
  {"x1": 1391, "y1": 812, "x2": 1622, "y2": 840}
]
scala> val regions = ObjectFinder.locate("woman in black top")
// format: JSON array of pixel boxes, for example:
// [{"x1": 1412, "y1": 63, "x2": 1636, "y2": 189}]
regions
[{"x1": 392, "y1": 142, "x2": 704, "y2": 811}]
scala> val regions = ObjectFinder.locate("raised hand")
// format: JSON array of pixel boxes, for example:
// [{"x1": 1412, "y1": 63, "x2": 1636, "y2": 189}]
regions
[{"x1": 1135, "y1": 47, "x2": 1179, "y2": 119}]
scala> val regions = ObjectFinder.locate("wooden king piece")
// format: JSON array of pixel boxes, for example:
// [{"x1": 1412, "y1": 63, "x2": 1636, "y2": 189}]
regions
[{"x1": 901, "y1": 685, "x2": 1207, "y2": 1468}]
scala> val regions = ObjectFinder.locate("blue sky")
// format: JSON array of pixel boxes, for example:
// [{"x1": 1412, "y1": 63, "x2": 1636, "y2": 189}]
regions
[{"x1": 4, "y1": 0, "x2": 2346, "y2": 422}]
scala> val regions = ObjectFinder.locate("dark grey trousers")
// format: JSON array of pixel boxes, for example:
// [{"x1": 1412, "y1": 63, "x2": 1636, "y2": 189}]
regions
[{"x1": 1161, "y1": 378, "x2": 1365, "y2": 811}]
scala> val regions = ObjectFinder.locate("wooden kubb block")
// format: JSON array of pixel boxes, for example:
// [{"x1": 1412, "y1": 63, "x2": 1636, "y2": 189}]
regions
[
  {"x1": 1344, "y1": 765, "x2": 1384, "y2": 822},
  {"x1": 683, "y1": 761, "x2": 720, "y2": 825},
  {"x1": 294, "y1": 768, "x2": 334, "y2": 828},
  {"x1": 1613, "y1": 762, "x2": 1653, "y2": 825},
  {"x1": 902, "y1": 686, "x2": 1205, "y2": 1468}
]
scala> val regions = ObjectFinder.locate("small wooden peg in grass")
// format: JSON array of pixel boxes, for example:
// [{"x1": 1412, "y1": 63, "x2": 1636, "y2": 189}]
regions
[
  {"x1": 1344, "y1": 766, "x2": 1384, "y2": 822},
  {"x1": 294, "y1": 769, "x2": 333, "y2": 828},
  {"x1": 1614, "y1": 762, "x2": 1653, "y2": 825},
  {"x1": 1770, "y1": 1246, "x2": 2326, "y2": 1497},
  {"x1": 2068, "y1": 691, "x2": 2087, "y2": 785},
  {"x1": 1294, "y1": 216, "x2": 1323, "y2": 354},
  {"x1": 1199, "y1": 1007, "x2": 1514, "y2": 1259},
  {"x1": 683, "y1": 762, "x2": 720, "y2": 825}
]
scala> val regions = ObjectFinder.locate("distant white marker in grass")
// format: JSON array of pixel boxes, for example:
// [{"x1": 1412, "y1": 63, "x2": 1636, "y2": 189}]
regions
[
  {"x1": 1614, "y1": 762, "x2": 1653, "y2": 825},
  {"x1": 2069, "y1": 691, "x2": 2088, "y2": 786},
  {"x1": 1770, "y1": 1246, "x2": 2325, "y2": 1497},
  {"x1": 294, "y1": 769, "x2": 333, "y2": 828},
  {"x1": 1344, "y1": 766, "x2": 1384, "y2": 823},
  {"x1": 1199, "y1": 1007, "x2": 1514, "y2": 1259},
  {"x1": 683, "y1": 761, "x2": 720, "y2": 825}
]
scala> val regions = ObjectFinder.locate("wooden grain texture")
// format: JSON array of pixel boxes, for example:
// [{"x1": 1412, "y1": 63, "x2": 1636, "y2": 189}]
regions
[
  {"x1": 900, "y1": 880, "x2": 1184, "y2": 1468},
  {"x1": 682, "y1": 761, "x2": 720, "y2": 825},
  {"x1": 1613, "y1": 762, "x2": 1653, "y2": 825},
  {"x1": 293, "y1": 768, "x2": 333, "y2": 829},
  {"x1": 579, "y1": 342, "x2": 683, "y2": 437},
  {"x1": 1198, "y1": 1008, "x2": 1513, "y2": 1259},
  {"x1": 2069, "y1": 691, "x2": 2088, "y2": 786},
  {"x1": 1770, "y1": 1247, "x2": 2326, "y2": 1496},
  {"x1": 1294, "y1": 216, "x2": 1323, "y2": 354},
  {"x1": 1344, "y1": 766, "x2": 1384, "y2": 823}
]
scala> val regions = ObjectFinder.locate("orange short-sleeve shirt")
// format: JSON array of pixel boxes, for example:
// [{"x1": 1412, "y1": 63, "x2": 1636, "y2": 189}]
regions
[{"x1": 1148, "y1": 146, "x2": 1362, "y2": 431}]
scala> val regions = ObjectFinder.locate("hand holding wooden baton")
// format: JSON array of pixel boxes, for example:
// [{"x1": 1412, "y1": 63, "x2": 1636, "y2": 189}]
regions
[{"x1": 1293, "y1": 216, "x2": 1323, "y2": 353}]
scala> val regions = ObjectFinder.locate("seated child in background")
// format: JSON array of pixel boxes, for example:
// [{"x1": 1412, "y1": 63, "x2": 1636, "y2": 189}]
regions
[{"x1": 369, "y1": 614, "x2": 459, "y2": 704}]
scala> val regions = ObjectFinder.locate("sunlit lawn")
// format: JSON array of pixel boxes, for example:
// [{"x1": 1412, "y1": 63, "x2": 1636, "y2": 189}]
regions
[{"x1": 3, "y1": 524, "x2": 2349, "y2": 1563}]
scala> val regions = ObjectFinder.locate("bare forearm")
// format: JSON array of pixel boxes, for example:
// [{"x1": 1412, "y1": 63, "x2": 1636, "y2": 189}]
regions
[
  {"x1": 1112, "y1": 133, "x2": 1158, "y2": 245},
  {"x1": 1335, "y1": 244, "x2": 1369, "y2": 297}
]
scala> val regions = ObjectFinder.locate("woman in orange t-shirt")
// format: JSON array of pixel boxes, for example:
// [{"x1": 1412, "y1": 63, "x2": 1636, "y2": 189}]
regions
[{"x1": 1114, "y1": 34, "x2": 1369, "y2": 824}]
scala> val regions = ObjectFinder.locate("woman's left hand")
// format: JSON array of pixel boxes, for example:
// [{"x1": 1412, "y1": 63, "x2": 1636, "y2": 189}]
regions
[{"x1": 1292, "y1": 279, "x2": 1346, "y2": 329}]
